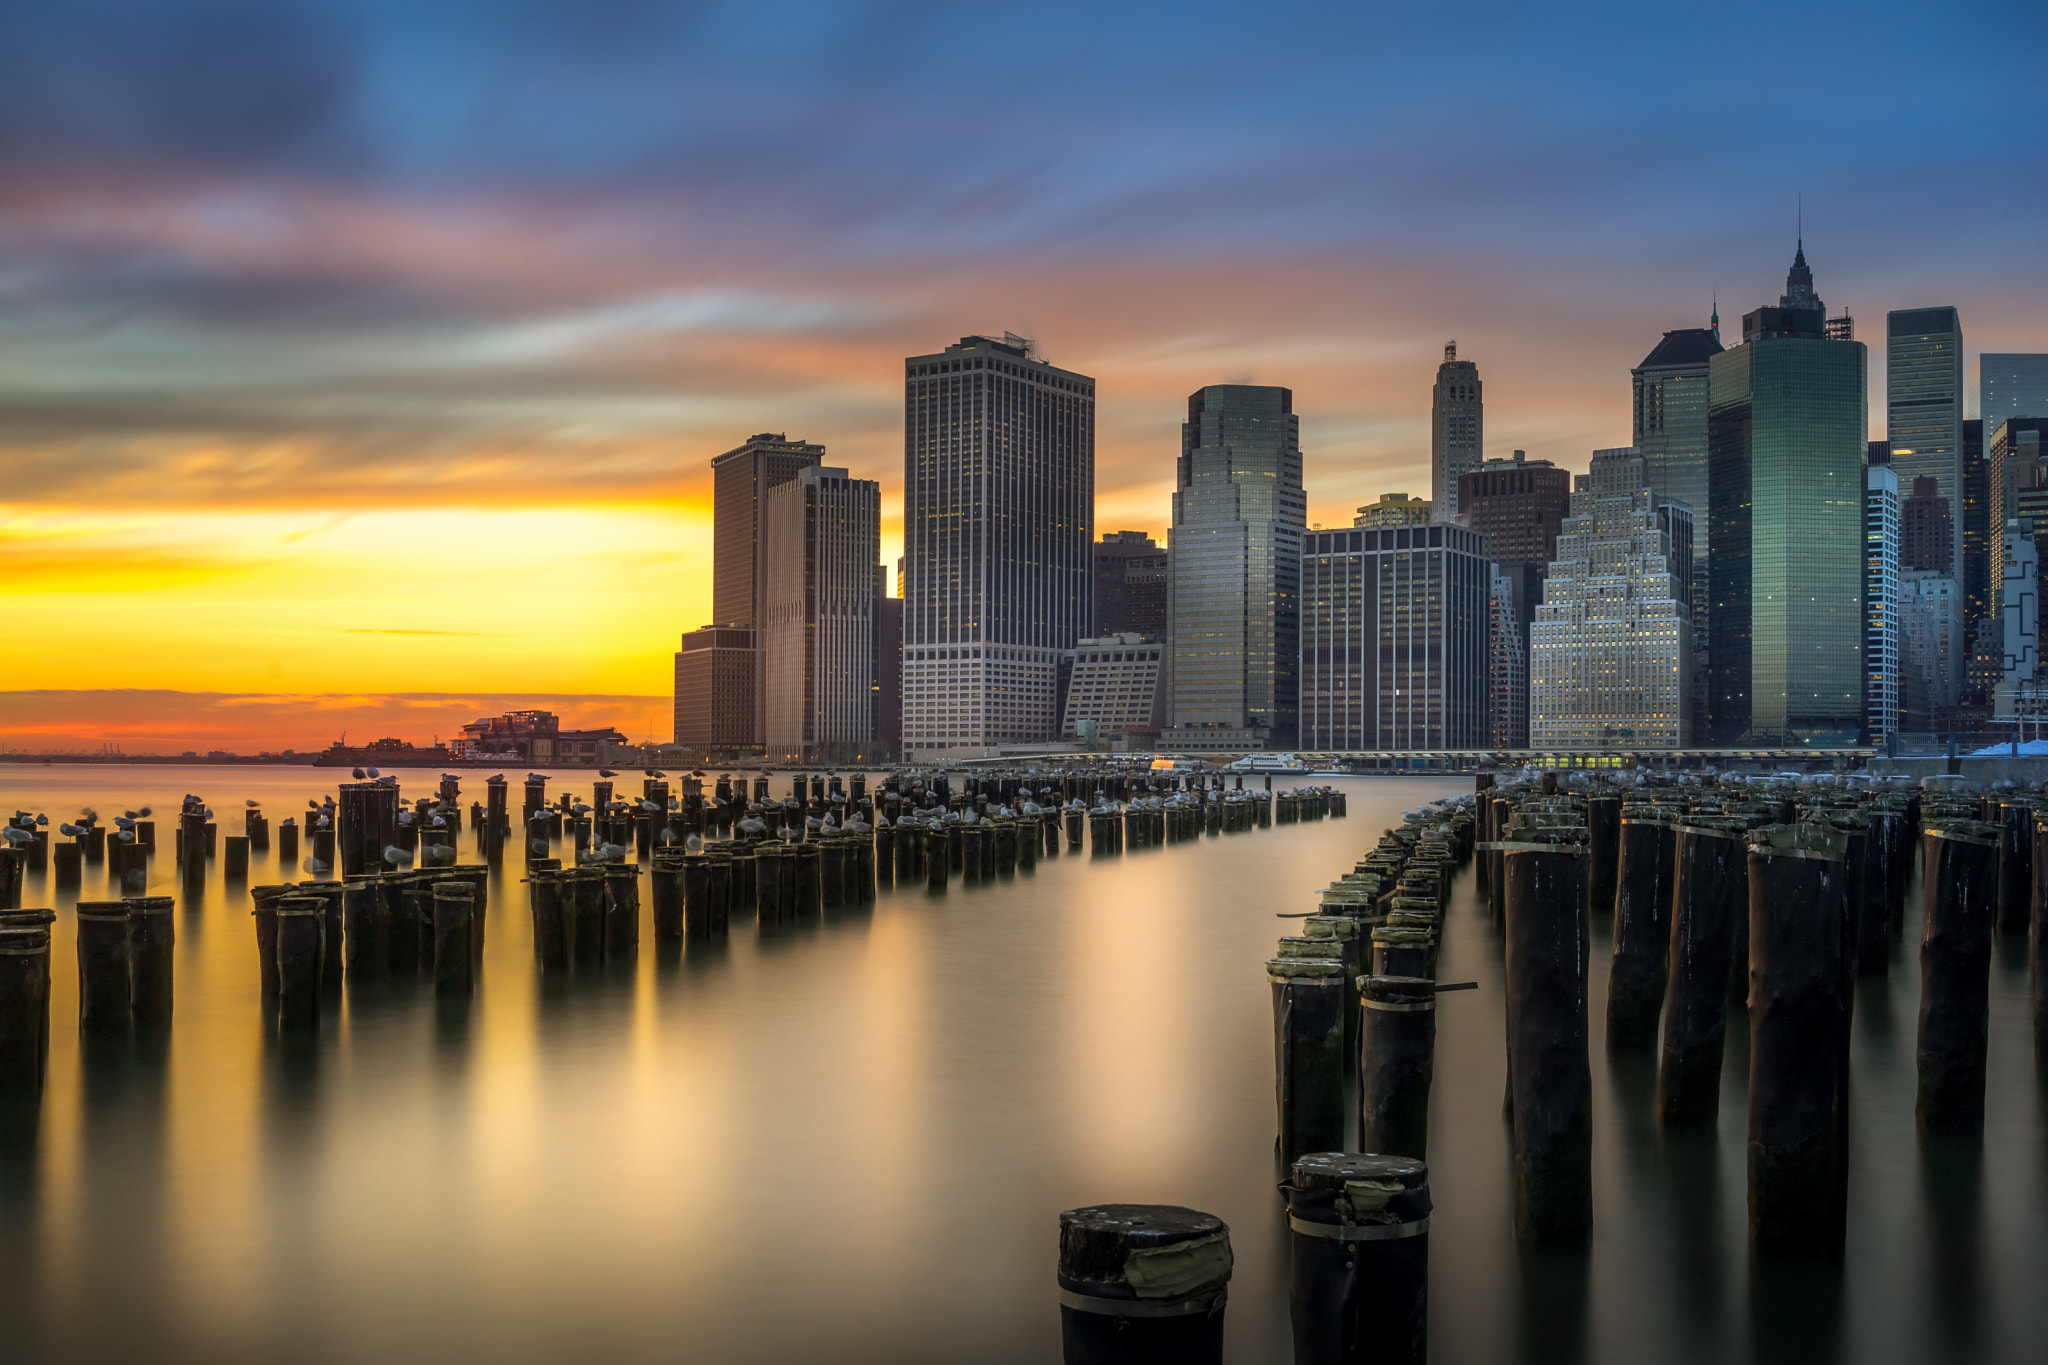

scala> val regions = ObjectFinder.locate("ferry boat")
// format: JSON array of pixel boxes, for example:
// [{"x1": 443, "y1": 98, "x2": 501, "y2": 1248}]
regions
[{"x1": 1223, "y1": 752, "x2": 1310, "y2": 774}]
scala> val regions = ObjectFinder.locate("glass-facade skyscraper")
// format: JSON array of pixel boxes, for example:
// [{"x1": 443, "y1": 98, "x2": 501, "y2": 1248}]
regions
[
  {"x1": 900, "y1": 335, "x2": 1094, "y2": 758},
  {"x1": 1887, "y1": 307, "x2": 1964, "y2": 581},
  {"x1": 1981, "y1": 354, "x2": 2048, "y2": 445},
  {"x1": 1706, "y1": 243, "x2": 1868, "y2": 746},
  {"x1": 1864, "y1": 465, "x2": 1901, "y2": 746},
  {"x1": 1166, "y1": 384, "x2": 1306, "y2": 750},
  {"x1": 762, "y1": 466, "x2": 881, "y2": 764}
]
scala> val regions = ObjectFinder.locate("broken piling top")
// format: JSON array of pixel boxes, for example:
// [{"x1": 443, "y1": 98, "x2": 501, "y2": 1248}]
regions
[
  {"x1": 1286, "y1": 1151, "x2": 1430, "y2": 1209},
  {"x1": 1746, "y1": 821, "x2": 1851, "y2": 860},
  {"x1": 1057, "y1": 1204, "x2": 1233, "y2": 1299}
]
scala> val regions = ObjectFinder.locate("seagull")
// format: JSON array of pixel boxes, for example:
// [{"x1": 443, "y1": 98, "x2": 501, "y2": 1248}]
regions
[
  {"x1": 245, "y1": 799, "x2": 260, "y2": 809},
  {"x1": 531, "y1": 838, "x2": 551, "y2": 855},
  {"x1": 599, "y1": 768, "x2": 618, "y2": 778},
  {"x1": 366, "y1": 766, "x2": 380, "y2": 778},
  {"x1": 383, "y1": 845, "x2": 415, "y2": 867},
  {"x1": 423, "y1": 844, "x2": 456, "y2": 866},
  {"x1": 302, "y1": 857, "x2": 331, "y2": 876},
  {"x1": 316, "y1": 814, "x2": 332, "y2": 829},
  {"x1": 2, "y1": 828, "x2": 31, "y2": 846},
  {"x1": 352, "y1": 768, "x2": 367, "y2": 779},
  {"x1": 645, "y1": 768, "x2": 665, "y2": 778}
]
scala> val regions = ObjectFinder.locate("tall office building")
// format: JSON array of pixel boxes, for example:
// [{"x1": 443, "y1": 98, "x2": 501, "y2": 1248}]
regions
[
  {"x1": 1631, "y1": 322, "x2": 1723, "y2": 549},
  {"x1": 1864, "y1": 466, "x2": 1901, "y2": 746},
  {"x1": 1900, "y1": 476, "x2": 1953, "y2": 571},
  {"x1": 1706, "y1": 242, "x2": 1867, "y2": 746},
  {"x1": 1166, "y1": 384, "x2": 1306, "y2": 751},
  {"x1": 761, "y1": 466, "x2": 881, "y2": 764},
  {"x1": 1430, "y1": 344, "x2": 1483, "y2": 521},
  {"x1": 674, "y1": 626, "x2": 760, "y2": 756},
  {"x1": 1529, "y1": 448, "x2": 1692, "y2": 749},
  {"x1": 1094, "y1": 531, "x2": 1170, "y2": 636},
  {"x1": 1487, "y1": 567, "x2": 1529, "y2": 749},
  {"x1": 1900, "y1": 572, "x2": 1964, "y2": 728},
  {"x1": 1981, "y1": 355, "x2": 2048, "y2": 442},
  {"x1": 1299, "y1": 514, "x2": 1490, "y2": 750},
  {"x1": 1997, "y1": 521, "x2": 2038, "y2": 718},
  {"x1": 1458, "y1": 450, "x2": 1572, "y2": 749},
  {"x1": 901, "y1": 335, "x2": 1093, "y2": 758},
  {"x1": 1888, "y1": 307, "x2": 1964, "y2": 582},
  {"x1": 1988, "y1": 419, "x2": 2048, "y2": 600},
  {"x1": 695, "y1": 432, "x2": 826, "y2": 749}
]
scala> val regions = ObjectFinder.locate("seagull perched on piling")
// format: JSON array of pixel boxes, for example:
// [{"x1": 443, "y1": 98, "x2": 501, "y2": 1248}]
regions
[
  {"x1": 599, "y1": 768, "x2": 617, "y2": 778},
  {"x1": 366, "y1": 766, "x2": 380, "y2": 778},
  {"x1": 2, "y1": 828, "x2": 31, "y2": 846},
  {"x1": 352, "y1": 768, "x2": 367, "y2": 779},
  {"x1": 383, "y1": 846, "x2": 414, "y2": 867}
]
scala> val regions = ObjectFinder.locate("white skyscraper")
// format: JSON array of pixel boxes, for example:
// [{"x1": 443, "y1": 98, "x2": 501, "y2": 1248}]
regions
[
  {"x1": 1529, "y1": 448, "x2": 1691, "y2": 748},
  {"x1": 900, "y1": 335, "x2": 1094, "y2": 758}
]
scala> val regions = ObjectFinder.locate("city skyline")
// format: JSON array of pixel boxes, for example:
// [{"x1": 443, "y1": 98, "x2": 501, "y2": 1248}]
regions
[{"x1": 4, "y1": 1, "x2": 2046, "y2": 751}]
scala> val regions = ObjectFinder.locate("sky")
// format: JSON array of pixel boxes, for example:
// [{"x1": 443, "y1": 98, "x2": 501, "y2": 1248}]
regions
[{"x1": 2, "y1": 0, "x2": 2045, "y2": 752}]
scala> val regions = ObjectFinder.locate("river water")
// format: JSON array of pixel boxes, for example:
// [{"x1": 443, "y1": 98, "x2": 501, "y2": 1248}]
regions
[{"x1": 0, "y1": 767, "x2": 2043, "y2": 1363}]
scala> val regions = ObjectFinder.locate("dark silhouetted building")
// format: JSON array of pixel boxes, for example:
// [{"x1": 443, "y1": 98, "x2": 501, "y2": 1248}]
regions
[
  {"x1": 1094, "y1": 531, "x2": 1169, "y2": 636},
  {"x1": 1431, "y1": 343, "x2": 1483, "y2": 520},
  {"x1": 1901, "y1": 477, "x2": 1953, "y2": 572}
]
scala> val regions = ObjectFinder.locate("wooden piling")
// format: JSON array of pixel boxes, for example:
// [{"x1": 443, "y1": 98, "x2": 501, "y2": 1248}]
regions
[
  {"x1": 273, "y1": 898, "x2": 325, "y2": 1029},
  {"x1": 343, "y1": 880, "x2": 389, "y2": 981},
  {"x1": 1658, "y1": 819, "x2": 1746, "y2": 1123},
  {"x1": 1607, "y1": 813, "x2": 1678, "y2": 1050},
  {"x1": 529, "y1": 869, "x2": 569, "y2": 971},
  {"x1": 1285, "y1": 1153, "x2": 1430, "y2": 1365},
  {"x1": 1918, "y1": 820, "x2": 1999, "y2": 1137},
  {"x1": 125, "y1": 896, "x2": 175, "y2": 1029},
  {"x1": 1268, "y1": 951, "x2": 1347, "y2": 1165},
  {"x1": 1502, "y1": 827, "x2": 1591, "y2": 1241},
  {"x1": 1359, "y1": 976, "x2": 1437, "y2": 1161},
  {"x1": 0, "y1": 921, "x2": 53, "y2": 1094},
  {"x1": 604, "y1": 866, "x2": 639, "y2": 957},
  {"x1": 1056, "y1": 1204, "x2": 1230, "y2": 1365},
  {"x1": 431, "y1": 883, "x2": 474, "y2": 996},
  {"x1": 74, "y1": 901, "x2": 132, "y2": 1036}
]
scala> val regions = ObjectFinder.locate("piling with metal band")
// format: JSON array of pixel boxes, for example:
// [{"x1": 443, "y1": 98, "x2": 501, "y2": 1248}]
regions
[
  {"x1": 568, "y1": 869, "x2": 606, "y2": 965},
  {"x1": 1746, "y1": 821, "x2": 1849, "y2": 1253},
  {"x1": 74, "y1": 901, "x2": 132, "y2": 1035},
  {"x1": 925, "y1": 827, "x2": 948, "y2": 891},
  {"x1": 248, "y1": 884, "x2": 296, "y2": 996},
  {"x1": 1358, "y1": 976, "x2": 1437, "y2": 1162},
  {"x1": 604, "y1": 866, "x2": 639, "y2": 957},
  {"x1": 1997, "y1": 802, "x2": 2031, "y2": 935},
  {"x1": 1285, "y1": 1153, "x2": 1430, "y2": 1365},
  {"x1": 751, "y1": 847, "x2": 783, "y2": 922},
  {"x1": 1268, "y1": 952, "x2": 1347, "y2": 1165},
  {"x1": 1501, "y1": 825, "x2": 1591, "y2": 1240},
  {"x1": 273, "y1": 898, "x2": 326, "y2": 1030},
  {"x1": 1658, "y1": 819, "x2": 1747, "y2": 1122},
  {"x1": 342, "y1": 880, "x2": 388, "y2": 981},
  {"x1": 0, "y1": 923, "x2": 51, "y2": 1093},
  {"x1": 125, "y1": 896, "x2": 175, "y2": 1029},
  {"x1": 650, "y1": 855, "x2": 685, "y2": 939},
  {"x1": 1607, "y1": 813, "x2": 1679, "y2": 1050},
  {"x1": 384, "y1": 875, "x2": 425, "y2": 975},
  {"x1": 301, "y1": 881, "x2": 346, "y2": 990},
  {"x1": 183, "y1": 810, "x2": 211, "y2": 878},
  {"x1": 1918, "y1": 819, "x2": 2000, "y2": 1137},
  {"x1": 1369, "y1": 926, "x2": 1431, "y2": 982},
  {"x1": 819, "y1": 840, "x2": 845, "y2": 908},
  {"x1": 431, "y1": 883, "x2": 475, "y2": 996},
  {"x1": 1056, "y1": 1204, "x2": 1230, "y2": 1365}
]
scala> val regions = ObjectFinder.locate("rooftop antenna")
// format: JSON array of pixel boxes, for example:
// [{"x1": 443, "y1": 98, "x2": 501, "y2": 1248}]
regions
[{"x1": 1445, "y1": 340, "x2": 1457, "y2": 362}]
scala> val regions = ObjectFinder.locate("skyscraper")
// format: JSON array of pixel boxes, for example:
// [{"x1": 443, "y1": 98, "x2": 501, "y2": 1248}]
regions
[
  {"x1": 1094, "y1": 531, "x2": 1169, "y2": 636},
  {"x1": 1887, "y1": 307, "x2": 1964, "y2": 581},
  {"x1": 1981, "y1": 355, "x2": 2048, "y2": 442},
  {"x1": 1631, "y1": 322, "x2": 1723, "y2": 551},
  {"x1": 1458, "y1": 450, "x2": 1572, "y2": 748},
  {"x1": 700, "y1": 431, "x2": 826, "y2": 749},
  {"x1": 1707, "y1": 243, "x2": 1868, "y2": 746},
  {"x1": 1900, "y1": 476, "x2": 1953, "y2": 571},
  {"x1": 762, "y1": 466, "x2": 881, "y2": 764},
  {"x1": 1900, "y1": 572, "x2": 1964, "y2": 728},
  {"x1": 1299, "y1": 515, "x2": 1490, "y2": 750},
  {"x1": 901, "y1": 335, "x2": 1094, "y2": 758},
  {"x1": 1487, "y1": 567, "x2": 1529, "y2": 749},
  {"x1": 1529, "y1": 448, "x2": 1692, "y2": 749},
  {"x1": 1864, "y1": 465, "x2": 1901, "y2": 746},
  {"x1": 1997, "y1": 520, "x2": 2038, "y2": 718},
  {"x1": 1431, "y1": 343, "x2": 1483, "y2": 521},
  {"x1": 1166, "y1": 384, "x2": 1306, "y2": 751}
]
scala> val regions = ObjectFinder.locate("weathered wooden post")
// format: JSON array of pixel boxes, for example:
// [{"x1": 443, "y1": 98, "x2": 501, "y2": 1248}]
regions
[
  {"x1": 1607, "y1": 812, "x2": 1678, "y2": 1049},
  {"x1": 74, "y1": 901, "x2": 132, "y2": 1036},
  {"x1": 342, "y1": 880, "x2": 388, "y2": 981},
  {"x1": 1857, "y1": 808, "x2": 1905, "y2": 975},
  {"x1": 431, "y1": 882, "x2": 474, "y2": 996},
  {"x1": 1285, "y1": 1152, "x2": 1430, "y2": 1365},
  {"x1": 223, "y1": 834, "x2": 250, "y2": 879},
  {"x1": 528, "y1": 868, "x2": 569, "y2": 971},
  {"x1": 1268, "y1": 945, "x2": 1347, "y2": 1164},
  {"x1": 1586, "y1": 792, "x2": 1621, "y2": 913},
  {"x1": 1358, "y1": 976, "x2": 1437, "y2": 1161},
  {"x1": 273, "y1": 897, "x2": 326, "y2": 1030},
  {"x1": 1996, "y1": 801, "x2": 2031, "y2": 935},
  {"x1": 1057, "y1": 1205, "x2": 1231, "y2": 1365},
  {"x1": 1919, "y1": 820, "x2": 1999, "y2": 1137},
  {"x1": 604, "y1": 866, "x2": 640, "y2": 957},
  {"x1": 1746, "y1": 822, "x2": 1849, "y2": 1253},
  {"x1": 1502, "y1": 823, "x2": 1591, "y2": 1240},
  {"x1": 1658, "y1": 819, "x2": 1746, "y2": 1122},
  {"x1": 125, "y1": 895, "x2": 175, "y2": 1030},
  {"x1": 0, "y1": 920, "x2": 51, "y2": 1094}
]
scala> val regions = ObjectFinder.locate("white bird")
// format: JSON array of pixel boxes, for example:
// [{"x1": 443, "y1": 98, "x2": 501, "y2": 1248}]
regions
[
  {"x1": 316, "y1": 814, "x2": 332, "y2": 829},
  {"x1": 302, "y1": 857, "x2": 331, "y2": 875},
  {"x1": 384, "y1": 845, "x2": 414, "y2": 867},
  {"x1": 684, "y1": 832, "x2": 704, "y2": 853},
  {"x1": 245, "y1": 799, "x2": 260, "y2": 809},
  {"x1": 2, "y1": 828, "x2": 31, "y2": 846},
  {"x1": 423, "y1": 844, "x2": 456, "y2": 866},
  {"x1": 366, "y1": 766, "x2": 380, "y2": 778}
]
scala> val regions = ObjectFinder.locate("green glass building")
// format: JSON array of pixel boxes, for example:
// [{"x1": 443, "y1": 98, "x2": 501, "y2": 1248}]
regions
[{"x1": 1706, "y1": 244, "x2": 1868, "y2": 746}]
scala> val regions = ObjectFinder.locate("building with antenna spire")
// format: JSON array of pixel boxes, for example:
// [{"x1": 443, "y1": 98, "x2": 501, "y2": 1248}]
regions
[{"x1": 1430, "y1": 342, "x2": 1483, "y2": 521}]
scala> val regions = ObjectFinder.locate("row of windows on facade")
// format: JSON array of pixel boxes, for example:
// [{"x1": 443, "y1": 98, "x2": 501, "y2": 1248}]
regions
[{"x1": 907, "y1": 356, "x2": 1093, "y2": 393}]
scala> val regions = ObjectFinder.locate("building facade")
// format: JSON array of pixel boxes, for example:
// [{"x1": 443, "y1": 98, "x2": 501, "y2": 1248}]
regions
[
  {"x1": 1631, "y1": 323, "x2": 1723, "y2": 553},
  {"x1": 1094, "y1": 531, "x2": 1169, "y2": 636},
  {"x1": 1529, "y1": 448, "x2": 1692, "y2": 749},
  {"x1": 457, "y1": 710, "x2": 627, "y2": 764},
  {"x1": 1981, "y1": 354, "x2": 2048, "y2": 447},
  {"x1": 1058, "y1": 634, "x2": 1164, "y2": 745},
  {"x1": 1458, "y1": 450, "x2": 1571, "y2": 749},
  {"x1": 1900, "y1": 572, "x2": 1964, "y2": 729},
  {"x1": 1166, "y1": 384, "x2": 1306, "y2": 751},
  {"x1": 1706, "y1": 244, "x2": 1868, "y2": 747},
  {"x1": 901, "y1": 335, "x2": 1093, "y2": 758},
  {"x1": 1487, "y1": 566, "x2": 1529, "y2": 748},
  {"x1": 762, "y1": 467, "x2": 881, "y2": 764},
  {"x1": 1299, "y1": 517, "x2": 1490, "y2": 751},
  {"x1": 1900, "y1": 476, "x2": 1953, "y2": 571},
  {"x1": 1997, "y1": 521, "x2": 2039, "y2": 718},
  {"x1": 1887, "y1": 307, "x2": 1965, "y2": 583},
  {"x1": 1430, "y1": 344, "x2": 1483, "y2": 521},
  {"x1": 1864, "y1": 466, "x2": 1901, "y2": 746},
  {"x1": 674, "y1": 627, "x2": 760, "y2": 757}
]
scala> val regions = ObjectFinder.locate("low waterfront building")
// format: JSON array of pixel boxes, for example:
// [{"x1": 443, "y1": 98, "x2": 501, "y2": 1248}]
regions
[{"x1": 1058, "y1": 633, "x2": 1164, "y2": 746}]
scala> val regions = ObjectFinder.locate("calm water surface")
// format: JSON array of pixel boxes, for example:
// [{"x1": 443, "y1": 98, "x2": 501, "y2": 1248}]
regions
[{"x1": 1, "y1": 767, "x2": 2044, "y2": 1363}]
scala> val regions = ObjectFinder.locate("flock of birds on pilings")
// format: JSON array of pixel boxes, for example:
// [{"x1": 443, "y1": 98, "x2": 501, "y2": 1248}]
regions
[
  {"x1": 0, "y1": 763, "x2": 1347, "y2": 1106},
  {"x1": 1075, "y1": 764, "x2": 2036, "y2": 1365}
]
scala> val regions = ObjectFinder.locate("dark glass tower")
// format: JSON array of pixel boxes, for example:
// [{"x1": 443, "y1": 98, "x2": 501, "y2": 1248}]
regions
[
  {"x1": 1706, "y1": 243, "x2": 1869, "y2": 746},
  {"x1": 1167, "y1": 384, "x2": 1306, "y2": 750}
]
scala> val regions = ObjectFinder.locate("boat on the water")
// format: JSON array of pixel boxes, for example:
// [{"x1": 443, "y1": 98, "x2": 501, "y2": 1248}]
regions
[{"x1": 1222, "y1": 752, "x2": 1309, "y2": 774}]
